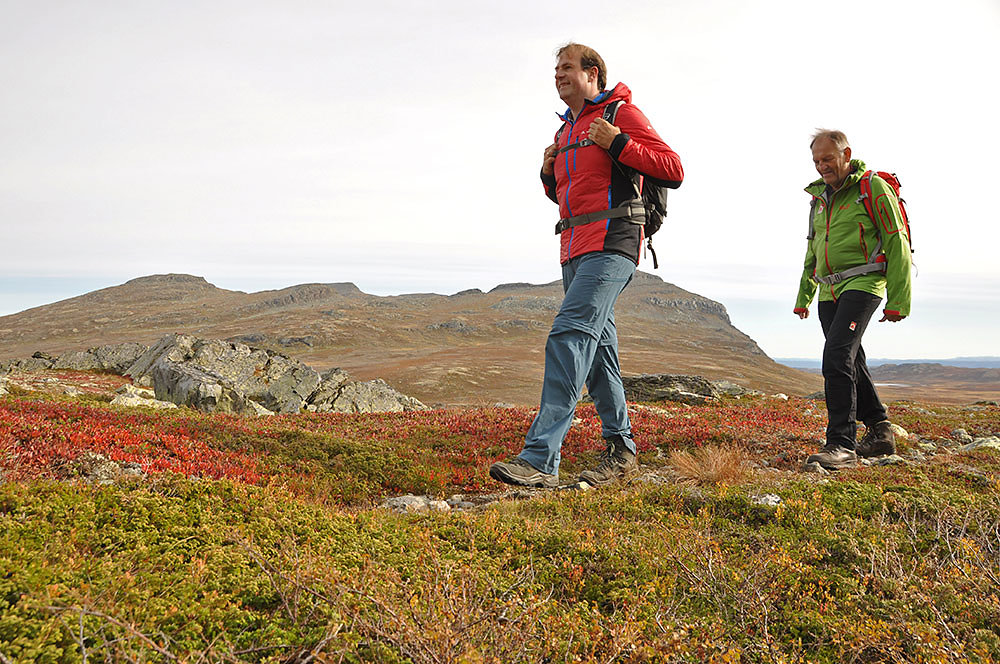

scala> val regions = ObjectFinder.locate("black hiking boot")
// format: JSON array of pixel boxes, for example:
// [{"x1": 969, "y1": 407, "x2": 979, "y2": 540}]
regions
[
  {"x1": 806, "y1": 444, "x2": 858, "y2": 470},
  {"x1": 489, "y1": 457, "x2": 559, "y2": 489},
  {"x1": 856, "y1": 420, "x2": 896, "y2": 458},
  {"x1": 579, "y1": 437, "x2": 638, "y2": 486}
]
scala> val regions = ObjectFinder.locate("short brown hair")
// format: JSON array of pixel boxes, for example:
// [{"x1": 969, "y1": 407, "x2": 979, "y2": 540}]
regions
[
  {"x1": 556, "y1": 42, "x2": 607, "y2": 90},
  {"x1": 810, "y1": 129, "x2": 850, "y2": 152}
]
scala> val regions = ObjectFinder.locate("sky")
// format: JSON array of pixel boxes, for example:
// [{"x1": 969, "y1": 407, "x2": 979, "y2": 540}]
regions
[{"x1": 1, "y1": 0, "x2": 998, "y2": 361}]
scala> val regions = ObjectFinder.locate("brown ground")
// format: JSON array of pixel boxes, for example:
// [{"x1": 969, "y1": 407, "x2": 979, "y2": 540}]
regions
[{"x1": 9, "y1": 273, "x2": 989, "y2": 407}]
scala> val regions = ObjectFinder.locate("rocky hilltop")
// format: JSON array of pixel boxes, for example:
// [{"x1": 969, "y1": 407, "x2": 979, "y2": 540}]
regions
[{"x1": 0, "y1": 273, "x2": 821, "y2": 405}]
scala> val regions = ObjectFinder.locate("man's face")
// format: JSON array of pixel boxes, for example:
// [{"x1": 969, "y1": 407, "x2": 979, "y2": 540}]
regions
[
  {"x1": 554, "y1": 52, "x2": 598, "y2": 105},
  {"x1": 811, "y1": 138, "x2": 853, "y2": 189}
]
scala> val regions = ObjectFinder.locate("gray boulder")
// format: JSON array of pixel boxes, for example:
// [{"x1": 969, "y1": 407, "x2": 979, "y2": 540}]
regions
[
  {"x1": 6, "y1": 355, "x2": 54, "y2": 372},
  {"x1": 53, "y1": 350, "x2": 102, "y2": 371},
  {"x1": 128, "y1": 334, "x2": 320, "y2": 414},
  {"x1": 0, "y1": 377, "x2": 8, "y2": 396},
  {"x1": 621, "y1": 374, "x2": 722, "y2": 405},
  {"x1": 150, "y1": 359, "x2": 254, "y2": 414},
  {"x1": 308, "y1": 368, "x2": 427, "y2": 413},
  {"x1": 94, "y1": 343, "x2": 150, "y2": 373}
]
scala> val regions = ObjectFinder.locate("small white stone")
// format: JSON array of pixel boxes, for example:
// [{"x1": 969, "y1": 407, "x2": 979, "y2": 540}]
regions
[{"x1": 751, "y1": 493, "x2": 782, "y2": 506}]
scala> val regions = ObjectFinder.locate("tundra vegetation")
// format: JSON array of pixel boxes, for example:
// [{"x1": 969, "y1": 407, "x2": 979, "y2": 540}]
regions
[{"x1": 1, "y1": 370, "x2": 999, "y2": 662}]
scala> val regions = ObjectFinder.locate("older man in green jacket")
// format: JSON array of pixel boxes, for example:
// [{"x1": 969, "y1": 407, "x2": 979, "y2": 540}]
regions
[{"x1": 795, "y1": 129, "x2": 912, "y2": 470}]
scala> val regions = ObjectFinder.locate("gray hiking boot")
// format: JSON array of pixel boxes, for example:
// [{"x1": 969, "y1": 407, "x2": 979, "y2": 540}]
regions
[
  {"x1": 579, "y1": 437, "x2": 638, "y2": 486},
  {"x1": 489, "y1": 457, "x2": 558, "y2": 489},
  {"x1": 856, "y1": 420, "x2": 896, "y2": 458},
  {"x1": 806, "y1": 444, "x2": 858, "y2": 470}
]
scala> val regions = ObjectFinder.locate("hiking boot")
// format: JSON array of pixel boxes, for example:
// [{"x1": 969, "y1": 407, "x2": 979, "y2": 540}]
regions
[
  {"x1": 856, "y1": 420, "x2": 896, "y2": 458},
  {"x1": 806, "y1": 444, "x2": 858, "y2": 470},
  {"x1": 579, "y1": 437, "x2": 638, "y2": 486},
  {"x1": 489, "y1": 457, "x2": 558, "y2": 489}
]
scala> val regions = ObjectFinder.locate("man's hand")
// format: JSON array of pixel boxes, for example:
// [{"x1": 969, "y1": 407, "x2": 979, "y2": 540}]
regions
[
  {"x1": 542, "y1": 143, "x2": 557, "y2": 175},
  {"x1": 795, "y1": 308, "x2": 809, "y2": 319},
  {"x1": 587, "y1": 117, "x2": 621, "y2": 149},
  {"x1": 879, "y1": 312, "x2": 906, "y2": 322}
]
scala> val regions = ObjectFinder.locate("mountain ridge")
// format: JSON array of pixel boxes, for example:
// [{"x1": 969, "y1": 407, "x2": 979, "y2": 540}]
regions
[{"x1": 3, "y1": 272, "x2": 819, "y2": 406}]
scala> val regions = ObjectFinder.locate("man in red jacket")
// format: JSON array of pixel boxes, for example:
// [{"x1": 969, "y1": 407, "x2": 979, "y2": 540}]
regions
[{"x1": 490, "y1": 43, "x2": 684, "y2": 488}]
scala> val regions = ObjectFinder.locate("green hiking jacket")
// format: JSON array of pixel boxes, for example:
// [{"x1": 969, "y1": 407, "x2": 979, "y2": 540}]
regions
[{"x1": 794, "y1": 159, "x2": 912, "y2": 316}]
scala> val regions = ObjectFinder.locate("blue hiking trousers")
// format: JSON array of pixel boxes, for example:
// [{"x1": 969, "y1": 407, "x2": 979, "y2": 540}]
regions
[{"x1": 518, "y1": 252, "x2": 636, "y2": 474}]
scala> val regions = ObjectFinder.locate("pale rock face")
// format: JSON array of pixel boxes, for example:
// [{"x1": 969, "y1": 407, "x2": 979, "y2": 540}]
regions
[
  {"x1": 110, "y1": 394, "x2": 179, "y2": 410},
  {"x1": 52, "y1": 343, "x2": 150, "y2": 373}
]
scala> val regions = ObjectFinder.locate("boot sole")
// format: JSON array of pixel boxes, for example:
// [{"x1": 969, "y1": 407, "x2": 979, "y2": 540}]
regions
[
  {"x1": 579, "y1": 466, "x2": 639, "y2": 487},
  {"x1": 856, "y1": 444, "x2": 896, "y2": 458},
  {"x1": 806, "y1": 455, "x2": 858, "y2": 470},
  {"x1": 489, "y1": 464, "x2": 558, "y2": 489}
]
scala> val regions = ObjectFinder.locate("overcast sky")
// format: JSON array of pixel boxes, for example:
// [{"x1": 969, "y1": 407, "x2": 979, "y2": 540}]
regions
[{"x1": 1, "y1": 0, "x2": 998, "y2": 360}]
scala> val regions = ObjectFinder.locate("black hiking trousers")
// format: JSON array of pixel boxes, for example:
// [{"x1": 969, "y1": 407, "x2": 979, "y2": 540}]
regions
[{"x1": 818, "y1": 290, "x2": 888, "y2": 449}]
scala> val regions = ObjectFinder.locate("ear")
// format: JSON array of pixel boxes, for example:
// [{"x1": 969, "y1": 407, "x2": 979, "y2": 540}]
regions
[{"x1": 843, "y1": 146, "x2": 852, "y2": 161}]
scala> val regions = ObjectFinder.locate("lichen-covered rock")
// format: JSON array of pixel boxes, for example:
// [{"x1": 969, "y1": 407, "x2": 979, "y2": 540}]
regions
[
  {"x1": 127, "y1": 334, "x2": 321, "y2": 414},
  {"x1": 53, "y1": 342, "x2": 148, "y2": 372},
  {"x1": 110, "y1": 383, "x2": 179, "y2": 410},
  {"x1": 621, "y1": 374, "x2": 721, "y2": 405},
  {"x1": 7, "y1": 356, "x2": 54, "y2": 372},
  {"x1": 94, "y1": 343, "x2": 149, "y2": 373},
  {"x1": 310, "y1": 377, "x2": 427, "y2": 413},
  {"x1": 150, "y1": 359, "x2": 255, "y2": 415}
]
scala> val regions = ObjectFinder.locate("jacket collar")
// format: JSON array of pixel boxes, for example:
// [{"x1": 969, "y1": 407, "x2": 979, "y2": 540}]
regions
[{"x1": 558, "y1": 89, "x2": 611, "y2": 122}]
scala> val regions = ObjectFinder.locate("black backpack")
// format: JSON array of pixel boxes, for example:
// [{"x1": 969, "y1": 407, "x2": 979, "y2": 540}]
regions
[{"x1": 553, "y1": 100, "x2": 670, "y2": 267}]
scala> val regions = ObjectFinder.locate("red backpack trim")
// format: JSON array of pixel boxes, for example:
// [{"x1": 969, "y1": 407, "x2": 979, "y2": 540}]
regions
[{"x1": 858, "y1": 170, "x2": 914, "y2": 252}]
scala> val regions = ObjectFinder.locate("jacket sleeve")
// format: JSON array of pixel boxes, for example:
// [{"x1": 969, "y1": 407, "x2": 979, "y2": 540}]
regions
[
  {"x1": 795, "y1": 241, "x2": 819, "y2": 311},
  {"x1": 795, "y1": 202, "x2": 819, "y2": 310},
  {"x1": 605, "y1": 104, "x2": 683, "y2": 188},
  {"x1": 870, "y1": 176, "x2": 913, "y2": 316}
]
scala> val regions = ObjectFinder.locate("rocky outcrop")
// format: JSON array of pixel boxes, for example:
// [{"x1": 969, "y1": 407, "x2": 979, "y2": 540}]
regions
[
  {"x1": 307, "y1": 368, "x2": 428, "y2": 413},
  {"x1": 52, "y1": 343, "x2": 149, "y2": 373},
  {"x1": 120, "y1": 334, "x2": 426, "y2": 415},
  {"x1": 621, "y1": 374, "x2": 723, "y2": 405},
  {"x1": 126, "y1": 335, "x2": 320, "y2": 414},
  {"x1": 1, "y1": 352, "x2": 56, "y2": 373},
  {"x1": 3, "y1": 334, "x2": 428, "y2": 415}
]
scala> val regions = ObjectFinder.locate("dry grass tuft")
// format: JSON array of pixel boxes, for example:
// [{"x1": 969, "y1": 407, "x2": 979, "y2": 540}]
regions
[{"x1": 668, "y1": 445, "x2": 751, "y2": 486}]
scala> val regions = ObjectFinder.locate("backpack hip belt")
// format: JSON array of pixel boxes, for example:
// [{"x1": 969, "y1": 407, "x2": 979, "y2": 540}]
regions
[
  {"x1": 554, "y1": 199, "x2": 646, "y2": 235},
  {"x1": 812, "y1": 260, "x2": 886, "y2": 286}
]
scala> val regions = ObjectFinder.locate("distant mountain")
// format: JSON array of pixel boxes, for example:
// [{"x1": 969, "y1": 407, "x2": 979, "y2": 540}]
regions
[
  {"x1": 0, "y1": 271, "x2": 810, "y2": 406},
  {"x1": 776, "y1": 357, "x2": 1000, "y2": 370}
]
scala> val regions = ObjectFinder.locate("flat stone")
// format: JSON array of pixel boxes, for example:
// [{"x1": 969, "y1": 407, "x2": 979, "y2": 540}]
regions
[
  {"x1": 952, "y1": 428, "x2": 974, "y2": 445},
  {"x1": 110, "y1": 395, "x2": 179, "y2": 410},
  {"x1": 751, "y1": 493, "x2": 782, "y2": 506},
  {"x1": 380, "y1": 495, "x2": 430, "y2": 513}
]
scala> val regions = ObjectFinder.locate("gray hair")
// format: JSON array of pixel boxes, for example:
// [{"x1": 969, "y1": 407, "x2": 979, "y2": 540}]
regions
[{"x1": 810, "y1": 129, "x2": 850, "y2": 152}]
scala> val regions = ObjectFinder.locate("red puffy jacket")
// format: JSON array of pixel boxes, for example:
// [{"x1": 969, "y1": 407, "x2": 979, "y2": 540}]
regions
[{"x1": 542, "y1": 82, "x2": 684, "y2": 265}]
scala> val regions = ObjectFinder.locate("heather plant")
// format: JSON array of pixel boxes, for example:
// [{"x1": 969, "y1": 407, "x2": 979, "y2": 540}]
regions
[{"x1": 1, "y1": 389, "x2": 999, "y2": 661}]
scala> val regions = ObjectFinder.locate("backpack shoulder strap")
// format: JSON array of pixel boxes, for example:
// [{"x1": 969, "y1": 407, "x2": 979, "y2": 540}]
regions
[
  {"x1": 602, "y1": 100, "x2": 624, "y2": 123},
  {"x1": 857, "y1": 170, "x2": 878, "y2": 227},
  {"x1": 807, "y1": 197, "x2": 819, "y2": 240}
]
